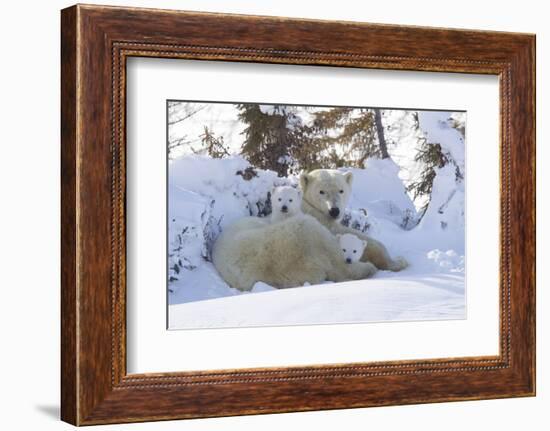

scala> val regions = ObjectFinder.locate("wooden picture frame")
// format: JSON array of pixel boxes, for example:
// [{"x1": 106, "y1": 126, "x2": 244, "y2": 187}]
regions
[{"x1": 61, "y1": 4, "x2": 536, "y2": 425}]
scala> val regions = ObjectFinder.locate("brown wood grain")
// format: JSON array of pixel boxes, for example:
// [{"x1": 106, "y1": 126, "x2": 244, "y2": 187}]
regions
[
  {"x1": 60, "y1": 4, "x2": 536, "y2": 425},
  {"x1": 60, "y1": 5, "x2": 78, "y2": 425}
]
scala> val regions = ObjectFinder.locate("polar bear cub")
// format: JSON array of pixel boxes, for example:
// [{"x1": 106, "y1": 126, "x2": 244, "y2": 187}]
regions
[
  {"x1": 270, "y1": 186, "x2": 302, "y2": 223},
  {"x1": 338, "y1": 233, "x2": 368, "y2": 264}
]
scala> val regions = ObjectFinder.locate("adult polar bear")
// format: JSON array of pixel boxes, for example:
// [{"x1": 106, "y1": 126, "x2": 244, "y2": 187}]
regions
[
  {"x1": 300, "y1": 169, "x2": 408, "y2": 272},
  {"x1": 212, "y1": 214, "x2": 377, "y2": 291}
]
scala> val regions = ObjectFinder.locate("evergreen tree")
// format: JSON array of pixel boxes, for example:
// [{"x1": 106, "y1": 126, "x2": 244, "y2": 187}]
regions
[
  {"x1": 199, "y1": 126, "x2": 229, "y2": 158},
  {"x1": 307, "y1": 107, "x2": 379, "y2": 168},
  {"x1": 238, "y1": 104, "x2": 299, "y2": 177},
  {"x1": 406, "y1": 112, "x2": 464, "y2": 216},
  {"x1": 286, "y1": 122, "x2": 328, "y2": 172},
  {"x1": 407, "y1": 140, "x2": 463, "y2": 215},
  {"x1": 407, "y1": 139, "x2": 448, "y2": 212}
]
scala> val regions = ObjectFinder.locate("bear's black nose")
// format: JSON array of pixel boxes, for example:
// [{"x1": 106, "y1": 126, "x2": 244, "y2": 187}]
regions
[
  {"x1": 346, "y1": 258, "x2": 352, "y2": 264},
  {"x1": 281, "y1": 205, "x2": 288, "y2": 212},
  {"x1": 329, "y1": 207, "x2": 340, "y2": 218}
]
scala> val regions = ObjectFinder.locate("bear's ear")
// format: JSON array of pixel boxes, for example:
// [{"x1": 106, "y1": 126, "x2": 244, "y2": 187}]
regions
[
  {"x1": 300, "y1": 172, "x2": 310, "y2": 191},
  {"x1": 343, "y1": 171, "x2": 353, "y2": 185},
  {"x1": 362, "y1": 240, "x2": 368, "y2": 249}
]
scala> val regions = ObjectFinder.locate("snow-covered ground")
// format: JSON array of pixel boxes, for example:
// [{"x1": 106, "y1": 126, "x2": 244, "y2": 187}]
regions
[
  {"x1": 169, "y1": 273, "x2": 464, "y2": 329},
  {"x1": 167, "y1": 107, "x2": 466, "y2": 330}
]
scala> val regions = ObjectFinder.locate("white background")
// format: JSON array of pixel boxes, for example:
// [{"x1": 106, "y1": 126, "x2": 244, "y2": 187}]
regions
[
  {"x1": 127, "y1": 59, "x2": 499, "y2": 373},
  {"x1": 0, "y1": 0, "x2": 546, "y2": 430}
]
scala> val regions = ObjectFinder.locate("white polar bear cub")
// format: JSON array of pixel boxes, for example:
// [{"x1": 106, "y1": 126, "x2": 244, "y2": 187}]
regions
[
  {"x1": 338, "y1": 233, "x2": 368, "y2": 264},
  {"x1": 270, "y1": 186, "x2": 302, "y2": 223}
]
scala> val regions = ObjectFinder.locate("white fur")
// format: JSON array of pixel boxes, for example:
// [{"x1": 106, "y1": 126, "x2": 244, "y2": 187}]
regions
[
  {"x1": 270, "y1": 186, "x2": 302, "y2": 223},
  {"x1": 338, "y1": 233, "x2": 368, "y2": 264},
  {"x1": 300, "y1": 169, "x2": 352, "y2": 222},
  {"x1": 300, "y1": 169, "x2": 408, "y2": 271},
  {"x1": 212, "y1": 214, "x2": 376, "y2": 291}
]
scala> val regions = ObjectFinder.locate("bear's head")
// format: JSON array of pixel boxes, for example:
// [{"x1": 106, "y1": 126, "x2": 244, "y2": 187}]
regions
[
  {"x1": 271, "y1": 186, "x2": 301, "y2": 217},
  {"x1": 300, "y1": 169, "x2": 353, "y2": 221},
  {"x1": 337, "y1": 233, "x2": 367, "y2": 264}
]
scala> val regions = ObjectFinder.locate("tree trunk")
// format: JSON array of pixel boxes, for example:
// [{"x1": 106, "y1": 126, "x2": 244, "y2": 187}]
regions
[{"x1": 374, "y1": 109, "x2": 390, "y2": 159}]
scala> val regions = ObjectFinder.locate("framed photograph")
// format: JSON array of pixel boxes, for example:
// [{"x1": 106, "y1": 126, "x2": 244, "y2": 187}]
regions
[{"x1": 61, "y1": 4, "x2": 536, "y2": 425}]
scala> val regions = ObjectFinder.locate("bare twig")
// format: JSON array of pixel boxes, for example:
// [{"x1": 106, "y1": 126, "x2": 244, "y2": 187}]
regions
[{"x1": 168, "y1": 104, "x2": 207, "y2": 126}]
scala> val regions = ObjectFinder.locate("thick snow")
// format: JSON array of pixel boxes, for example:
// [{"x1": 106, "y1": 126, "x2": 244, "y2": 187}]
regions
[
  {"x1": 169, "y1": 274, "x2": 464, "y2": 329},
  {"x1": 169, "y1": 155, "x2": 280, "y2": 227},
  {"x1": 415, "y1": 111, "x2": 465, "y2": 252},
  {"x1": 418, "y1": 111, "x2": 465, "y2": 168},
  {"x1": 167, "y1": 105, "x2": 466, "y2": 329}
]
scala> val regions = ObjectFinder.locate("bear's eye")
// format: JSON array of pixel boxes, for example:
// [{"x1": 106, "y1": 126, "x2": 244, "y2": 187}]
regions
[
  {"x1": 278, "y1": 198, "x2": 282, "y2": 201},
  {"x1": 289, "y1": 199, "x2": 293, "y2": 202},
  {"x1": 342, "y1": 249, "x2": 346, "y2": 253},
  {"x1": 353, "y1": 250, "x2": 357, "y2": 253},
  {"x1": 339, "y1": 190, "x2": 344, "y2": 194},
  {"x1": 319, "y1": 190, "x2": 325, "y2": 195}
]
